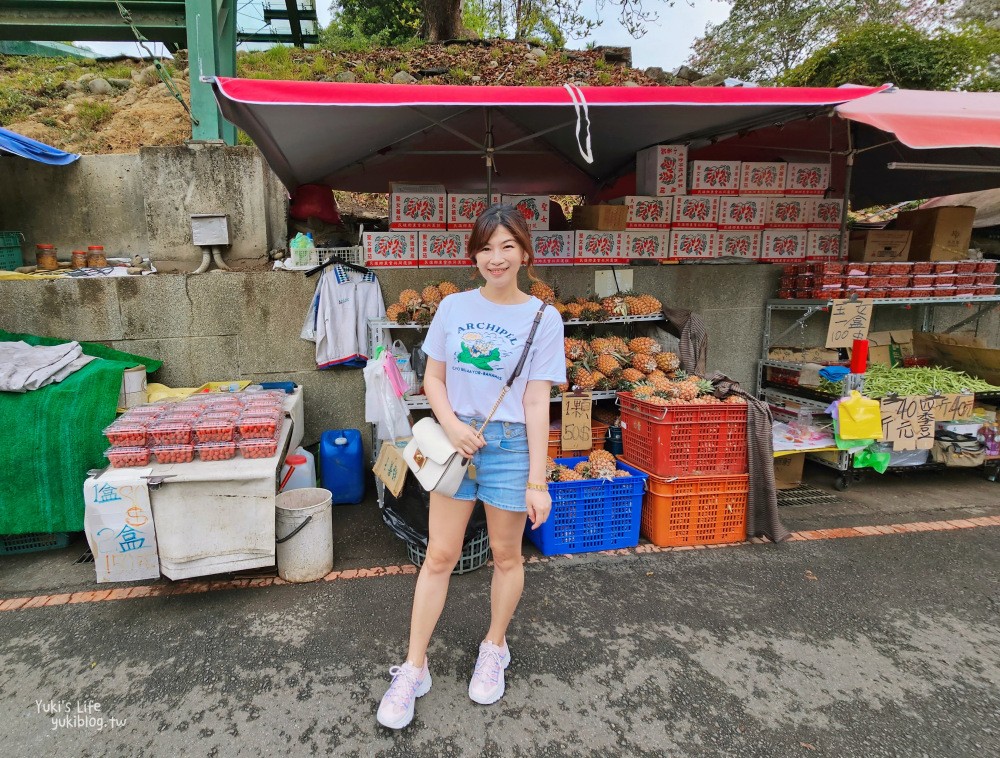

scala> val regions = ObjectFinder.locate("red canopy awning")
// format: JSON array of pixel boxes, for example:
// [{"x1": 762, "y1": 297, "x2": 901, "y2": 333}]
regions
[{"x1": 211, "y1": 78, "x2": 886, "y2": 194}]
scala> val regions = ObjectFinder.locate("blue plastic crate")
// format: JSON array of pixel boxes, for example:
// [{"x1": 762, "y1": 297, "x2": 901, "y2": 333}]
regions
[{"x1": 526, "y1": 458, "x2": 647, "y2": 556}]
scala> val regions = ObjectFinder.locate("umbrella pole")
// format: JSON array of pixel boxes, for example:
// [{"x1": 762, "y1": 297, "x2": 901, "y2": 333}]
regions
[
  {"x1": 840, "y1": 121, "x2": 856, "y2": 258},
  {"x1": 485, "y1": 107, "x2": 494, "y2": 199}
]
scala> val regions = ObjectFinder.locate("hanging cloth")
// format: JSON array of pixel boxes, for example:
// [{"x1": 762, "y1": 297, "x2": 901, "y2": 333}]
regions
[
  {"x1": 314, "y1": 264, "x2": 386, "y2": 368},
  {"x1": 661, "y1": 306, "x2": 709, "y2": 376}
]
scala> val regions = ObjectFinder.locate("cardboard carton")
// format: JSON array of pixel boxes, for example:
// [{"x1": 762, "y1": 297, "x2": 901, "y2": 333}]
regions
[
  {"x1": 670, "y1": 230, "x2": 717, "y2": 260},
  {"x1": 418, "y1": 231, "x2": 471, "y2": 266},
  {"x1": 390, "y1": 183, "x2": 447, "y2": 229},
  {"x1": 363, "y1": 231, "x2": 419, "y2": 267},
  {"x1": 671, "y1": 196, "x2": 720, "y2": 229},
  {"x1": 912, "y1": 332, "x2": 1000, "y2": 386},
  {"x1": 608, "y1": 196, "x2": 672, "y2": 228},
  {"x1": 446, "y1": 193, "x2": 501, "y2": 229},
  {"x1": 575, "y1": 231, "x2": 625, "y2": 263},
  {"x1": 774, "y1": 452, "x2": 805, "y2": 490},
  {"x1": 848, "y1": 230, "x2": 911, "y2": 262},
  {"x1": 893, "y1": 206, "x2": 975, "y2": 261},
  {"x1": 718, "y1": 197, "x2": 765, "y2": 230},
  {"x1": 531, "y1": 231, "x2": 575, "y2": 265},
  {"x1": 571, "y1": 204, "x2": 628, "y2": 231},
  {"x1": 715, "y1": 230, "x2": 761, "y2": 260},
  {"x1": 807, "y1": 198, "x2": 844, "y2": 229},
  {"x1": 806, "y1": 230, "x2": 843, "y2": 260},
  {"x1": 500, "y1": 194, "x2": 550, "y2": 230},
  {"x1": 785, "y1": 163, "x2": 830, "y2": 196},
  {"x1": 760, "y1": 230, "x2": 808, "y2": 263},
  {"x1": 689, "y1": 160, "x2": 741, "y2": 195},
  {"x1": 764, "y1": 198, "x2": 809, "y2": 229},
  {"x1": 635, "y1": 144, "x2": 688, "y2": 196},
  {"x1": 866, "y1": 330, "x2": 914, "y2": 367},
  {"x1": 740, "y1": 162, "x2": 787, "y2": 196},
  {"x1": 622, "y1": 231, "x2": 670, "y2": 261}
]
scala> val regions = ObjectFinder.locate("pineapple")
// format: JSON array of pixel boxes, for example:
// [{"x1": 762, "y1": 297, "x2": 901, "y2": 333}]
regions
[
  {"x1": 385, "y1": 303, "x2": 406, "y2": 321},
  {"x1": 556, "y1": 467, "x2": 582, "y2": 482},
  {"x1": 588, "y1": 449, "x2": 617, "y2": 478},
  {"x1": 595, "y1": 373, "x2": 614, "y2": 392},
  {"x1": 573, "y1": 366, "x2": 597, "y2": 391},
  {"x1": 624, "y1": 295, "x2": 641, "y2": 315},
  {"x1": 398, "y1": 289, "x2": 421, "y2": 308},
  {"x1": 554, "y1": 302, "x2": 568, "y2": 316},
  {"x1": 421, "y1": 285, "x2": 442, "y2": 305},
  {"x1": 607, "y1": 335, "x2": 629, "y2": 355},
  {"x1": 580, "y1": 304, "x2": 607, "y2": 322},
  {"x1": 565, "y1": 302, "x2": 585, "y2": 320},
  {"x1": 621, "y1": 368, "x2": 645, "y2": 384},
  {"x1": 630, "y1": 353, "x2": 657, "y2": 374},
  {"x1": 601, "y1": 295, "x2": 627, "y2": 317},
  {"x1": 413, "y1": 308, "x2": 434, "y2": 327},
  {"x1": 628, "y1": 337, "x2": 661, "y2": 355},
  {"x1": 530, "y1": 280, "x2": 557, "y2": 304},
  {"x1": 613, "y1": 469, "x2": 632, "y2": 478},
  {"x1": 393, "y1": 308, "x2": 413, "y2": 325},
  {"x1": 655, "y1": 352, "x2": 680, "y2": 372},
  {"x1": 590, "y1": 337, "x2": 613, "y2": 355},
  {"x1": 696, "y1": 379, "x2": 716, "y2": 398},
  {"x1": 438, "y1": 280, "x2": 460, "y2": 298},
  {"x1": 564, "y1": 338, "x2": 587, "y2": 361},
  {"x1": 556, "y1": 382, "x2": 569, "y2": 394},
  {"x1": 574, "y1": 461, "x2": 592, "y2": 477},
  {"x1": 633, "y1": 383, "x2": 656, "y2": 398},
  {"x1": 546, "y1": 456, "x2": 557, "y2": 479},
  {"x1": 595, "y1": 353, "x2": 621, "y2": 376},
  {"x1": 725, "y1": 395, "x2": 748, "y2": 405},
  {"x1": 676, "y1": 380, "x2": 699, "y2": 402},
  {"x1": 636, "y1": 294, "x2": 662, "y2": 315}
]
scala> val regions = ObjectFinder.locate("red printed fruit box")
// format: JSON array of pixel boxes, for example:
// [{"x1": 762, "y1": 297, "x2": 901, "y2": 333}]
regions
[
  {"x1": 807, "y1": 198, "x2": 844, "y2": 229},
  {"x1": 363, "y1": 232, "x2": 419, "y2": 267},
  {"x1": 531, "y1": 231, "x2": 575, "y2": 265},
  {"x1": 718, "y1": 198, "x2": 765, "y2": 231},
  {"x1": 575, "y1": 231, "x2": 625, "y2": 264},
  {"x1": 669, "y1": 230, "x2": 717, "y2": 261},
  {"x1": 765, "y1": 198, "x2": 809, "y2": 229},
  {"x1": 689, "y1": 160, "x2": 741, "y2": 196},
  {"x1": 806, "y1": 230, "x2": 843, "y2": 261},
  {"x1": 418, "y1": 231, "x2": 471, "y2": 266},
  {"x1": 671, "y1": 196, "x2": 720, "y2": 229},
  {"x1": 716, "y1": 231, "x2": 762, "y2": 261},
  {"x1": 500, "y1": 194, "x2": 550, "y2": 230},
  {"x1": 390, "y1": 183, "x2": 447, "y2": 229},
  {"x1": 739, "y1": 162, "x2": 787, "y2": 196},
  {"x1": 635, "y1": 145, "x2": 688, "y2": 196},
  {"x1": 609, "y1": 196, "x2": 672, "y2": 229},
  {"x1": 785, "y1": 163, "x2": 831, "y2": 196},
  {"x1": 761, "y1": 230, "x2": 808, "y2": 263},
  {"x1": 623, "y1": 231, "x2": 670, "y2": 261},
  {"x1": 446, "y1": 193, "x2": 501, "y2": 229}
]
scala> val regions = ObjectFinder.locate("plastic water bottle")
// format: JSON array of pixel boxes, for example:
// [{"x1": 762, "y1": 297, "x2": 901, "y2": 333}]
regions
[
  {"x1": 280, "y1": 447, "x2": 317, "y2": 492},
  {"x1": 290, "y1": 233, "x2": 311, "y2": 267},
  {"x1": 305, "y1": 232, "x2": 319, "y2": 267}
]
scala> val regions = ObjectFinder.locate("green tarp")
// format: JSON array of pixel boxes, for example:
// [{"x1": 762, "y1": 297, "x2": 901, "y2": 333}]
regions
[{"x1": 0, "y1": 330, "x2": 161, "y2": 535}]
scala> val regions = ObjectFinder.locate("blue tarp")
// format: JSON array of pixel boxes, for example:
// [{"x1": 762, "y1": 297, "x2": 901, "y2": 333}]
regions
[{"x1": 0, "y1": 126, "x2": 79, "y2": 165}]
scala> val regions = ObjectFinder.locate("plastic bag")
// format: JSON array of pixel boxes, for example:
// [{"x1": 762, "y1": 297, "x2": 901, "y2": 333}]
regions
[
  {"x1": 363, "y1": 352, "x2": 411, "y2": 440},
  {"x1": 300, "y1": 285, "x2": 320, "y2": 342},
  {"x1": 391, "y1": 339, "x2": 411, "y2": 372},
  {"x1": 853, "y1": 445, "x2": 891, "y2": 474},
  {"x1": 838, "y1": 391, "x2": 883, "y2": 440}
]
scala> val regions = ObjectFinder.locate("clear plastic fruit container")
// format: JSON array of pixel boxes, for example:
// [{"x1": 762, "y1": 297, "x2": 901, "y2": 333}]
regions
[
  {"x1": 936, "y1": 287, "x2": 958, "y2": 298},
  {"x1": 104, "y1": 420, "x2": 148, "y2": 447},
  {"x1": 151, "y1": 444, "x2": 195, "y2": 464},
  {"x1": 238, "y1": 437, "x2": 278, "y2": 459},
  {"x1": 974, "y1": 274, "x2": 996, "y2": 285},
  {"x1": 192, "y1": 418, "x2": 236, "y2": 443},
  {"x1": 935, "y1": 274, "x2": 957, "y2": 287},
  {"x1": 809, "y1": 262, "x2": 843, "y2": 275},
  {"x1": 106, "y1": 446, "x2": 151, "y2": 468},
  {"x1": 201, "y1": 410, "x2": 240, "y2": 422},
  {"x1": 912, "y1": 274, "x2": 935, "y2": 288},
  {"x1": 932, "y1": 261, "x2": 956, "y2": 274},
  {"x1": 124, "y1": 405, "x2": 164, "y2": 420},
  {"x1": 976, "y1": 260, "x2": 997, "y2": 274},
  {"x1": 867, "y1": 262, "x2": 896, "y2": 276},
  {"x1": 845, "y1": 262, "x2": 870, "y2": 277},
  {"x1": 148, "y1": 420, "x2": 193, "y2": 445},
  {"x1": 976, "y1": 285, "x2": 997, "y2": 296},
  {"x1": 954, "y1": 261, "x2": 978, "y2": 273},
  {"x1": 910, "y1": 261, "x2": 934, "y2": 275},
  {"x1": 954, "y1": 274, "x2": 977, "y2": 286},
  {"x1": 955, "y1": 287, "x2": 976, "y2": 297},
  {"x1": 196, "y1": 441, "x2": 236, "y2": 462},
  {"x1": 237, "y1": 413, "x2": 281, "y2": 439}
]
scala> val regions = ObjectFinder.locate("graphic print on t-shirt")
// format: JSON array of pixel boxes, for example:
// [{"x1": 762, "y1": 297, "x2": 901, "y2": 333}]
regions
[{"x1": 455, "y1": 322, "x2": 519, "y2": 376}]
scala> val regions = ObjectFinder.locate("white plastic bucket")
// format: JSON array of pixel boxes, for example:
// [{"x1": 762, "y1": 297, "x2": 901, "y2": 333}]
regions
[{"x1": 275, "y1": 487, "x2": 333, "y2": 582}]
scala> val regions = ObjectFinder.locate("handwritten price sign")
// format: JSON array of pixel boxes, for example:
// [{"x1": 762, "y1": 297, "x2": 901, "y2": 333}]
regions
[
  {"x1": 373, "y1": 442, "x2": 407, "y2": 497},
  {"x1": 561, "y1": 391, "x2": 593, "y2": 452},
  {"x1": 880, "y1": 396, "x2": 937, "y2": 451},
  {"x1": 826, "y1": 299, "x2": 873, "y2": 349}
]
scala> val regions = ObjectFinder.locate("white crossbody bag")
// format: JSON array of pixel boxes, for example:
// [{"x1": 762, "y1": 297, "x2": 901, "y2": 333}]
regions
[{"x1": 403, "y1": 303, "x2": 546, "y2": 497}]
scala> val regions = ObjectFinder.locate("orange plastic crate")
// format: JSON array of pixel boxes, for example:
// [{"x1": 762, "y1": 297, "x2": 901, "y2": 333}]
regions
[
  {"x1": 636, "y1": 468, "x2": 749, "y2": 547},
  {"x1": 547, "y1": 421, "x2": 608, "y2": 459},
  {"x1": 618, "y1": 392, "x2": 747, "y2": 477}
]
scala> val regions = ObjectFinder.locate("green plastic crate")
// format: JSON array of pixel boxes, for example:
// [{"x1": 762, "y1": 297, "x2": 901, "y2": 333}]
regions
[
  {"x1": 0, "y1": 532, "x2": 71, "y2": 555},
  {"x1": 0, "y1": 231, "x2": 23, "y2": 271}
]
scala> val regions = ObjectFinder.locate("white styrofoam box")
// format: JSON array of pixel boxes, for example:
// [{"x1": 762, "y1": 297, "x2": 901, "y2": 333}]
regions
[
  {"x1": 761, "y1": 229, "x2": 808, "y2": 263},
  {"x1": 389, "y1": 183, "x2": 447, "y2": 228},
  {"x1": 622, "y1": 231, "x2": 670, "y2": 261},
  {"x1": 764, "y1": 197, "x2": 809, "y2": 229},
  {"x1": 739, "y1": 162, "x2": 787, "y2": 196},
  {"x1": 689, "y1": 160, "x2": 741, "y2": 196},
  {"x1": 575, "y1": 231, "x2": 625, "y2": 264},
  {"x1": 531, "y1": 231, "x2": 575, "y2": 265},
  {"x1": 715, "y1": 230, "x2": 762, "y2": 260},
  {"x1": 608, "y1": 196, "x2": 673, "y2": 228},
  {"x1": 500, "y1": 194, "x2": 550, "y2": 230},
  {"x1": 671, "y1": 196, "x2": 720, "y2": 229},
  {"x1": 418, "y1": 231, "x2": 471, "y2": 266},
  {"x1": 807, "y1": 198, "x2": 845, "y2": 229},
  {"x1": 785, "y1": 163, "x2": 831, "y2": 196},
  {"x1": 717, "y1": 197, "x2": 766, "y2": 231},
  {"x1": 446, "y1": 192, "x2": 501, "y2": 229},
  {"x1": 806, "y1": 230, "x2": 843, "y2": 260},
  {"x1": 363, "y1": 231, "x2": 419, "y2": 267},
  {"x1": 670, "y1": 230, "x2": 717, "y2": 260},
  {"x1": 635, "y1": 144, "x2": 688, "y2": 196}
]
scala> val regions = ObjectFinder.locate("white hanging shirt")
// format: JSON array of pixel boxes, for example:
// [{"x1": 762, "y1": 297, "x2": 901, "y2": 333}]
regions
[{"x1": 314, "y1": 264, "x2": 385, "y2": 368}]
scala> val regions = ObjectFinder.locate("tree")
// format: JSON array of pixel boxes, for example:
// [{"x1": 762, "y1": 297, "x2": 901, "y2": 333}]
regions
[
  {"x1": 780, "y1": 20, "x2": 1000, "y2": 90},
  {"x1": 687, "y1": 0, "x2": 965, "y2": 82},
  {"x1": 324, "y1": 0, "x2": 423, "y2": 45}
]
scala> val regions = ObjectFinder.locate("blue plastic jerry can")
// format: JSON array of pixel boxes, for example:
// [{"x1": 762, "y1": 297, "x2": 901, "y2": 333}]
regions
[{"x1": 320, "y1": 429, "x2": 365, "y2": 504}]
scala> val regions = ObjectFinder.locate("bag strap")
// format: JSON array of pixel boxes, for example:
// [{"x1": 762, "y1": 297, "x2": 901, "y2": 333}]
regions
[{"x1": 476, "y1": 302, "x2": 547, "y2": 432}]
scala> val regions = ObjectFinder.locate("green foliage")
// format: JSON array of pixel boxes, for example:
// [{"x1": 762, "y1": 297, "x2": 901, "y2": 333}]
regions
[
  {"x1": 75, "y1": 101, "x2": 114, "y2": 130},
  {"x1": 780, "y1": 21, "x2": 1000, "y2": 91},
  {"x1": 323, "y1": 0, "x2": 422, "y2": 48}
]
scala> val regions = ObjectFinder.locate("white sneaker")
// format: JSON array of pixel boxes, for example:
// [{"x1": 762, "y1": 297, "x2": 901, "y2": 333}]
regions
[
  {"x1": 376, "y1": 659, "x2": 431, "y2": 729},
  {"x1": 468, "y1": 640, "x2": 511, "y2": 705}
]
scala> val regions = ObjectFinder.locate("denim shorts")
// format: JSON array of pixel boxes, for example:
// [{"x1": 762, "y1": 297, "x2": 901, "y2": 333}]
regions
[{"x1": 451, "y1": 416, "x2": 530, "y2": 512}]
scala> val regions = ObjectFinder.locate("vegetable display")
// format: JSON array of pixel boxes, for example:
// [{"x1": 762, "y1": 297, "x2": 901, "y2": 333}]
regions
[{"x1": 819, "y1": 363, "x2": 1000, "y2": 398}]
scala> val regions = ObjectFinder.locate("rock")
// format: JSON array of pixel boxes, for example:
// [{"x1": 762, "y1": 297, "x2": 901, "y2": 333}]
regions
[
  {"x1": 88, "y1": 78, "x2": 113, "y2": 95},
  {"x1": 66, "y1": 93, "x2": 86, "y2": 102},
  {"x1": 692, "y1": 73, "x2": 727, "y2": 87},
  {"x1": 529, "y1": 47, "x2": 547, "y2": 58},
  {"x1": 62, "y1": 103, "x2": 76, "y2": 114},
  {"x1": 77, "y1": 73, "x2": 96, "y2": 84},
  {"x1": 137, "y1": 64, "x2": 159, "y2": 86},
  {"x1": 392, "y1": 71, "x2": 417, "y2": 84},
  {"x1": 334, "y1": 71, "x2": 357, "y2": 83},
  {"x1": 60, "y1": 80, "x2": 80, "y2": 92},
  {"x1": 644, "y1": 67, "x2": 673, "y2": 85},
  {"x1": 624, "y1": 80, "x2": 640, "y2": 87},
  {"x1": 107, "y1": 78, "x2": 133, "y2": 90},
  {"x1": 471, "y1": 75, "x2": 481, "y2": 82},
  {"x1": 418, "y1": 66, "x2": 449, "y2": 77},
  {"x1": 117, "y1": 89, "x2": 140, "y2": 107},
  {"x1": 594, "y1": 45, "x2": 632, "y2": 67},
  {"x1": 488, "y1": 60, "x2": 499, "y2": 68}
]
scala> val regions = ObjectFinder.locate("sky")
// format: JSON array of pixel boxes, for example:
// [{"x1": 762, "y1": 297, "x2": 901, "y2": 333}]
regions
[{"x1": 78, "y1": 0, "x2": 730, "y2": 72}]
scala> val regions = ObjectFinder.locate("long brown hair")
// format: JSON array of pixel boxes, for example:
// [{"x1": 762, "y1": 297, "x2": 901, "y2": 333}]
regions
[{"x1": 466, "y1": 203, "x2": 539, "y2": 282}]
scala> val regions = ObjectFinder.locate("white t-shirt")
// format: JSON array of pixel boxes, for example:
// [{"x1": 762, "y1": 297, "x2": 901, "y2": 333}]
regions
[{"x1": 422, "y1": 289, "x2": 566, "y2": 423}]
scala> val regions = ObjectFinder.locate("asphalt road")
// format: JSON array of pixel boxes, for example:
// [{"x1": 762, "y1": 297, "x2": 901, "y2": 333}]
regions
[{"x1": 1, "y1": 526, "x2": 998, "y2": 757}]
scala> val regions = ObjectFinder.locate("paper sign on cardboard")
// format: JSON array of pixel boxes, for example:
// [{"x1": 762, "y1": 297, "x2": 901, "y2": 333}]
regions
[
  {"x1": 418, "y1": 231, "x2": 471, "y2": 266},
  {"x1": 825, "y1": 299, "x2": 873, "y2": 348},
  {"x1": 880, "y1": 395, "x2": 936, "y2": 451},
  {"x1": 635, "y1": 145, "x2": 688, "y2": 196},
  {"x1": 84, "y1": 471, "x2": 160, "y2": 583},
  {"x1": 561, "y1": 392, "x2": 593, "y2": 451},
  {"x1": 531, "y1": 231, "x2": 575, "y2": 265},
  {"x1": 373, "y1": 442, "x2": 407, "y2": 498}
]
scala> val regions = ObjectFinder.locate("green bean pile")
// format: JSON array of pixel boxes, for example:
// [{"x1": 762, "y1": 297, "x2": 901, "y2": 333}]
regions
[{"x1": 818, "y1": 363, "x2": 1000, "y2": 398}]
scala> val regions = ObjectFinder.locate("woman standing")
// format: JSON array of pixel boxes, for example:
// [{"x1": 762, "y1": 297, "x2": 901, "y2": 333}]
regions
[{"x1": 377, "y1": 204, "x2": 566, "y2": 729}]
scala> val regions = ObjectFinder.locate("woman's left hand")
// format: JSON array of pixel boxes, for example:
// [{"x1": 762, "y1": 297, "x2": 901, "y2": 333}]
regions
[{"x1": 525, "y1": 488, "x2": 552, "y2": 531}]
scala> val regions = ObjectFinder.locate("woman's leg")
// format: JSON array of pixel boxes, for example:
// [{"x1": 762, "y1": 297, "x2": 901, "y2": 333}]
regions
[
  {"x1": 405, "y1": 493, "x2": 476, "y2": 666},
  {"x1": 482, "y1": 504, "x2": 529, "y2": 645}
]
